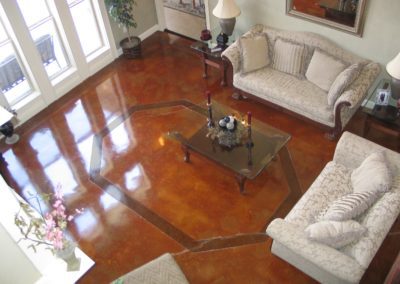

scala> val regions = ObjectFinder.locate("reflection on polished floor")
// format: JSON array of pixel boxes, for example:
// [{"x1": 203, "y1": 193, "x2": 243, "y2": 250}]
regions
[{"x1": 0, "y1": 32, "x2": 399, "y2": 283}]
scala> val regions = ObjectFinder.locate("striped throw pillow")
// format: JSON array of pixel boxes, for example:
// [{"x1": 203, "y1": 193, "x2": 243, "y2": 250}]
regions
[
  {"x1": 272, "y1": 38, "x2": 306, "y2": 77},
  {"x1": 321, "y1": 191, "x2": 380, "y2": 221}
]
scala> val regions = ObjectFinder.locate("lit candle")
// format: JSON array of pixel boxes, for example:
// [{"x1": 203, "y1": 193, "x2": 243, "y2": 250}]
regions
[
  {"x1": 247, "y1": 111, "x2": 252, "y2": 125},
  {"x1": 206, "y1": 91, "x2": 211, "y2": 104}
]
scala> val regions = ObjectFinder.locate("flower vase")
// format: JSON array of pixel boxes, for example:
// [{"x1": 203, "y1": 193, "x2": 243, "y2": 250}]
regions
[{"x1": 56, "y1": 241, "x2": 81, "y2": 271}]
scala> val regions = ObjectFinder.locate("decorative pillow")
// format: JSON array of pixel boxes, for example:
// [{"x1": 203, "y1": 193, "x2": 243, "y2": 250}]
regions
[
  {"x1": 305, "y1": 220, "x2": 366, "y2": 249},
  {"x1": 327, "y1": 63, "x2": 363, "y2": 106},
  {"x1": 239, "y1": 35, "x2": 270, "y2": 74},
  {"x1": 351, "y1": 152, "x2": 392, "y2": 194},
  {"x1": 320, "y1": 191, "x2": 380, "y2": 221},
  {"x1": 272, "y1": 38, "x2": 306, "y2": 77},
  {"x1": 306, "y1": 49, "x2": 347, "y2": 92}
]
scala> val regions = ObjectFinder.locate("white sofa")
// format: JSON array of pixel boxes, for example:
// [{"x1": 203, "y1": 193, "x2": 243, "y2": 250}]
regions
[
  {"x1": 266, "y1": 132, "x2": 400, "y2": 283},
  {"x1": 222, "y1": 25, "x2": 380, "y2": 139}
]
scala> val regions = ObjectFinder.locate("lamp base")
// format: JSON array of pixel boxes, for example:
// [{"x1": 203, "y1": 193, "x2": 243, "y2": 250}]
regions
[
  {"x1": 391, "y1": 77, "x2": 400, "y2": 100},
  {"x1": 216, "y1": 33, "x2": 228, "y2": 48},
  {"x1": 218, "y1": 18, "x2": 236, "y2": 36}
]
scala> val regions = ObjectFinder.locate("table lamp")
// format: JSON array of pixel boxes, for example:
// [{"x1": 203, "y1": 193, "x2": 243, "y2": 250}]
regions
[
  {"x1": 386, "y1": 51, "x2": 400, "y2": 99},
  {"x1": 212, "y1": 0, "x2": 241, "y2": 47}
]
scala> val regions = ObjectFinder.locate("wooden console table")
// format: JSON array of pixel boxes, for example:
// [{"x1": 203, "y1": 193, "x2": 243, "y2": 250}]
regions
[
  {"x1": 361, "y1": 78, "x2": 400, "y2": 150},
  {"x1": 190, "y1": 41, "x2": 228, "y2": 86}
]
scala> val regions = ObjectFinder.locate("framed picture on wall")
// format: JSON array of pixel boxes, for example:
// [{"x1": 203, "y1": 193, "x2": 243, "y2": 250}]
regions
[{"x1": 286, "y1": 0, "x2": 367, "y2": 37}]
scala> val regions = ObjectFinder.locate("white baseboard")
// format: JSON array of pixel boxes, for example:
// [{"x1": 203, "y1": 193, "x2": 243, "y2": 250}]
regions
[{"x1": 117, "y1": 24, "x2": 160, "y2": 56}]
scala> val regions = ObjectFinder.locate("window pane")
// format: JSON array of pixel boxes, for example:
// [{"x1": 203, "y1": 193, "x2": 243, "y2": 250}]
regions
[
  {"x1": 0, "y1": 22, "x2": 7, "y2": 43},
  {"x1": 0, "y1": 42, "x2": 32, "y2": 104},
  {"x1": 17, "y1": 0, "x2": 71, "y2": 80},
  {"x1": 69, "y1": 0, "x2": 103, "y2": 56},
  {"x1": 29, "y1": 20, "x2": 69, "y2": 78},
  {"x1": 17, "y1": 0, "x2": 50, "y2": 27}
]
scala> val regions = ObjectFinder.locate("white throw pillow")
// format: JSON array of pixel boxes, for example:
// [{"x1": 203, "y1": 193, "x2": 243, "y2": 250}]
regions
[
  {"x1": 305, "y1": 220, "x2": 366, "y2": 249},
  {"x1": 327, "y1": 63, "x2": 363, "y2": 106},
  {"x1": 272, "y1": 38, "x2": 306, "y2": 77},
  {"x1": 321, "y1": 191, "x2": 380, "y2": 221},
  {"x1": 239, "y1": 35, "x2": 270, "y2": 74},
  {"x1": 351, "y1": 152, "x2": 392, "y2": 194},
  {"x1": 306, "y1": 49, "x2": 347, "y2": 92}
]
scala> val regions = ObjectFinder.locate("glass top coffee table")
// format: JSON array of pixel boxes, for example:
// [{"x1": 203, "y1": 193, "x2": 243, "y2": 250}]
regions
[{"x1": 167, "y1": 100, "x2": 301, "y2": 194}]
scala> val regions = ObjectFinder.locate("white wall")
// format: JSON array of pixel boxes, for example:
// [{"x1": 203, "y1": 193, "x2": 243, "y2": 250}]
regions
[
  {"x1": 107, "y1": 0, "x2": 158, "y2": 49},
  {"x1": 0, "y1": 222, "x2": 41, "y2": 284},
  {"x1": 208, "y1": 0, "x2": 400, "y2": 66}
]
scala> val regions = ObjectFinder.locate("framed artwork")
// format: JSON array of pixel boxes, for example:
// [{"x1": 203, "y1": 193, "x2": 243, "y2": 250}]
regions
[{"x1": 286, "y1": 0, "x2": 367, "y2": 37}]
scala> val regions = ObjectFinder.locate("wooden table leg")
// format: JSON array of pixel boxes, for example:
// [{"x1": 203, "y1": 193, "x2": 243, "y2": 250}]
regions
[
  {"x1": 235, "y1": 174, "x2": 247, "y2": 194},
  {"x1": 273, "y1": 145, "x2": 302, "y2": 218},
  {"x1": 363, "y1": 115, "x2": 371, "y2": 137},
  {"x1": 181, "y1": 145, "x2": 191, "y2": 163},
  {"x1": 220, "y1": 58, "x2": 227, "y2": 86}
]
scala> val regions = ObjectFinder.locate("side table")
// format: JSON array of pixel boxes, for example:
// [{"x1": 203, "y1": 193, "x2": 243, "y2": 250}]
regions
[
  {"x1": 361, "y1": 78, "x2": 400, "y2": 150},
  {"x1": 0, "y1": 105, "x2": 19, "y2": 145},
  {"x1": 190, "y1": 41, "x2": 228, "y2": 86}
]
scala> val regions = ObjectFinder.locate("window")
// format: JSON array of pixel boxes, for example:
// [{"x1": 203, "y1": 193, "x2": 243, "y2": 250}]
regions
[
  {"x1": 67, "y1": 0, "x2": 105, "y2": 58},
  {"x1": 17, "y1": 0, "x2": 70, "y2": 79},
  {"x1": 0, "y1": 0, "x2": 116, "y2": 119},
  {"x1": 0, "y1": 17, "x2": 33, "y2": 105}
]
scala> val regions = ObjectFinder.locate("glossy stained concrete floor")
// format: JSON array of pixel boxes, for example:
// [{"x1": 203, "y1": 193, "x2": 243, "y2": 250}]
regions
[{"x1": 1, "y1": 32, "x2": 399, "y2": 283}]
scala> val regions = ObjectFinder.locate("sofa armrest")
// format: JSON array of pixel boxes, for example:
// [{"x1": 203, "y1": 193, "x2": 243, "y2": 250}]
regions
[
  {"x1": 334, "y1": 62, "x2": 381, "y2": 110},
  {"x1": 221, "y1": 24, "x2": 265, "y2": 74},
  {"x1": 221, "y1": 42, "x2": 241, "y2": 74},
  {"x1": 266, "y1": 218, "x2": 364, "y2": 283},
  {"x1": 333, "y1": 131, "x2": 400, "y2": 172}
]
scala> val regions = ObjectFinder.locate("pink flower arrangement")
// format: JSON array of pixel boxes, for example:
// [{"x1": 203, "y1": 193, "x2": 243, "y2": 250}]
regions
[{"x1": 14, "y1": 185, "x2": 83, "y2": 252}]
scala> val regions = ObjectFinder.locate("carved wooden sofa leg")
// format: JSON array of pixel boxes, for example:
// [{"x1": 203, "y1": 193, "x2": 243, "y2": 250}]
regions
[{"x1": 232, "y1": 88, "x2": 246, "y2": 100}]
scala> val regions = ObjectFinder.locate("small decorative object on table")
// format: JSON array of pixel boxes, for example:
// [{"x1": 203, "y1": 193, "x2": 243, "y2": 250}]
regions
[
  {"x1": 206, "y1": 91, "x2": 215, "y2": 128},
  {"x1": 0, "y1": 106, "x2": 19, "y2": 145},
  {"x1": 200, "y1": 29, "x2": 212, "y2": 41},
  {"x1": 14, "y1": 185, "x2": 84, "y2": 271},
  {"x1": 246, "y1": 111, "x2": 254, "y2": 165},
  {"x1": 246, "y1": 111, "x2": 254, "y2": 147},
  {"x1": 208, "y1": 114, "x2": 247, "y2": 148}
]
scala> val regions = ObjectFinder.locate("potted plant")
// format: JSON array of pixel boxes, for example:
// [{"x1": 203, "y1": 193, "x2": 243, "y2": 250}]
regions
[{"x1": 105, "y1": 0, "x2": 141, "y2": 58}]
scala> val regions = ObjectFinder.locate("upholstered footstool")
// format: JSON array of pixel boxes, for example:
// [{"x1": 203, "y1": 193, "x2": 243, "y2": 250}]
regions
[{"x1": 112, "y1": 253, "x2": 189, "y2": 284}]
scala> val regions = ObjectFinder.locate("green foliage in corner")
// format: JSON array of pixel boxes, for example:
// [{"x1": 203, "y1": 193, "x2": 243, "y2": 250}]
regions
[{"x1": 105, "y1": 0, "x2": 137, "y2": 37}]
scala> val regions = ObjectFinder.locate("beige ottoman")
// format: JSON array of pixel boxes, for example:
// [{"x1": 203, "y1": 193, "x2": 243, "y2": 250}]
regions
[{"x1": 112, "y1": 253, "x2": 189, "y2": 284}]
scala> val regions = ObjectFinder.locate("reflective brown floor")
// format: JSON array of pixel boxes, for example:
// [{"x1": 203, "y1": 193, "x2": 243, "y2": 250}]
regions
[{"x1": 0, "y1": 31, "x2": 399, "y2": 284}]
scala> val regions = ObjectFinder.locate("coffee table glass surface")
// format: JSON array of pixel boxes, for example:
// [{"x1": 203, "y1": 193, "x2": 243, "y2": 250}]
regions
[{"x1": 167, "y1": 101, "x2": 291, "y2": 180}]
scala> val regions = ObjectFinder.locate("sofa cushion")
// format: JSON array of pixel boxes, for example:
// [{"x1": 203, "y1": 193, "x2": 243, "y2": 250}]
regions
[
  {"x1": 351, "y1": 152, "x2": 392, "y2": 194},
  {"x1": 234, "y1": 68, "x2": 334, "y2": 126},
  {"x1": 305, "y1": 220, "x2": 367, "y2": 249},
  {"x1": 341, "y1": 185, "x2": 400, "y2": 269},
  {"x1": 239, "y1": 35, "x2": 270, "y2": 74},
  {"x1": 272, "y1": 38, "x2": 307, "y2": 77},
  {"x1": 306, "y1": 49, "x2": 347, "y2": 92},
  {"x1": 327, "y1": 63, "x2": 363, "y2": 106},
  {"x1": 321, "y1": 191, "x2": 381, "y2": 221},
  {"x1": 285, "y1": 161, "x2": 352, "y2": 229}
]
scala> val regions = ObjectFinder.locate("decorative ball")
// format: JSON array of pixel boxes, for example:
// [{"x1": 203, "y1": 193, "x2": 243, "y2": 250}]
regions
[
  {"x1": 226, "y1": 122, "x2": 234, "y2": 130},
  {"x1": 219, "y1": 119, "x2": 227, "y2": 127},
  {"x1": 224, "y1": 116, "x2": 230, "y2": 123}
]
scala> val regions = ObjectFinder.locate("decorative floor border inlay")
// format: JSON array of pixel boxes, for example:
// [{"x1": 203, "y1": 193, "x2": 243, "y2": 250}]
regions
[{"x1": 89, "y1": 100, "x2": 298, "y2": 251}]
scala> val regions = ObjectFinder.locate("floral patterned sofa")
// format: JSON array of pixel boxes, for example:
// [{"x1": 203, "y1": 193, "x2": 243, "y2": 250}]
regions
[
  {"x1": 222, "y1": 25, "x2": 380, "y2": 139},
  {"x1": 266, "y1": 132, "x2": 400, "y2": 283}
]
